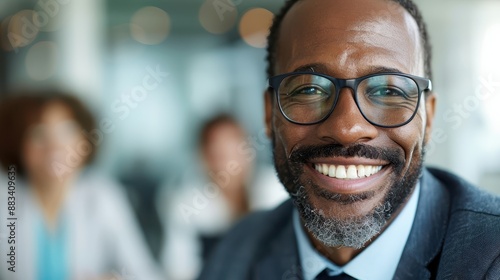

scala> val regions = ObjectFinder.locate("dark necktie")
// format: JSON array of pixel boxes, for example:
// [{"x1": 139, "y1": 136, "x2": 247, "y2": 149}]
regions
[{"x1": 315, "y1": 269, "x2": 357, "y2": 280}]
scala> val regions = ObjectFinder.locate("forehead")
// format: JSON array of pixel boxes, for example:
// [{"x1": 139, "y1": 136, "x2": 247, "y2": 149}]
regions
[
  {"x1": 40, "y1": 102, "x2": 75, "y2": 123},
  {"x1": 204, "y1": 122, "x2": 245, "y2": 145},
  {"x1": 276, "y1": 0, "x2": 424, "y2": 78}
]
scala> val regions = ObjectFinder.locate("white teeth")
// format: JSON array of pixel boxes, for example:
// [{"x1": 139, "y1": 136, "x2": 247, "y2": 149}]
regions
[
  {"x1": 335, "y1": 165, "x2": 347, "y2": 179},
  {"x1": 372, "y1": 166, "x2": 381, "y2": 175},
  {"x1": 328, "y1": 165, "x2": 336, "y2": 177},
  {"x1": 315, "y1": 164, "x2": 321, "y2": 172},
  {"x1": 346, "y1": 165, "x2": 357, "y2": 179},
  {"x1": 357, "y1": 165, "x2": 365, "y2": 177},
  {"x1": 365, "y1": 166, "x2": 372, "y2": 176},
  {"x1": 314, "y1": 163, "x2": 384, "y2": 180},
  {"x1": 322, "y1": 164, "x2": 329, "y2": 175}
]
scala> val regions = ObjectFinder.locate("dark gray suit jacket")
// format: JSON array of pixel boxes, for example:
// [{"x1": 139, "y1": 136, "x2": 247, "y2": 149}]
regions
[{"x1": 199, "y1": 168, "x2": 500, "y2": 280}]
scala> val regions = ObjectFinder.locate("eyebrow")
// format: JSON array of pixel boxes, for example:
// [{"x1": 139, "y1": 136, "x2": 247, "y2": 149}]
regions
[
  {"x1": 292, "y1": 64, "x2": 405, "y2": 76},
  {"x1": 292, "y1": 63, "x2": 326, "y2": 73},
  {"x1": 365, "y1": 66, "x2": 404, "y2": 74}
]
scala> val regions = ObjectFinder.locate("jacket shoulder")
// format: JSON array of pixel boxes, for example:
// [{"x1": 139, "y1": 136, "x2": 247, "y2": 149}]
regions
[
  {"x1": 427, "y1": 168, "x2": 500, "y2": 279},
  {"x1": 428, "y1": 167, "x2": 500, "y2": 215},
  {"x1": 199, "y1": 200, "x2": 294, "y2": 280}
]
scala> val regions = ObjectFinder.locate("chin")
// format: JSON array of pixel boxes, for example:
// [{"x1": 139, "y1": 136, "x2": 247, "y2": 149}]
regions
[
  {"x1": 293, "y1": 183, "x2": 392, "y2": 249},
  {"x1": 306, "y1": 182, "x2": 389, "y2": 221}
]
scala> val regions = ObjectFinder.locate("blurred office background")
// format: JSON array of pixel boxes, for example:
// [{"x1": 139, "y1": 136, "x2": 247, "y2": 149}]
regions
[{"x1": 0, "y1": 0, "x2": 499, "y2": 279}]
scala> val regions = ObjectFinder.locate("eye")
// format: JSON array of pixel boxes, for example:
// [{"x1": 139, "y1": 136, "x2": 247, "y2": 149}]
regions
[
  {"x1": 367, "y1": 86, "x2": 408, "y2": 98},
  {"x1": 290, "y1": 85, "x2": 328, "y2": 97}
]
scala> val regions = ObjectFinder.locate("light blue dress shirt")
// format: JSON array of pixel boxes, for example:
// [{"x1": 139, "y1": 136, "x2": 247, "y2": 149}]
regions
[{"x1": 294, "y1": 183, "x2": 420, "y2": 280}]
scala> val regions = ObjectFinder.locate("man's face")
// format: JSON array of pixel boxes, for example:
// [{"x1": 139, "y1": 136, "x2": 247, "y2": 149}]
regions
[{"x1": 266, "y1": 0, "x2": 436, "y2": 248}]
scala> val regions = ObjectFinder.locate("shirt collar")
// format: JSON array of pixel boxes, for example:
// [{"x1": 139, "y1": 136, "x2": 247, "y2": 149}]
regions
[{"x1": 294, "y1": 183, "x2": 420, "y2": 280}]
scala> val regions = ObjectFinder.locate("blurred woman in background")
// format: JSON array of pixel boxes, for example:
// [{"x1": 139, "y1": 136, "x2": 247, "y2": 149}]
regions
[
  {"x1": 159, "y1": 114, "x2": 287, "y2": 279},
  {"x1": 0, "y1": 90, "x2": 162, "y2": 280}
]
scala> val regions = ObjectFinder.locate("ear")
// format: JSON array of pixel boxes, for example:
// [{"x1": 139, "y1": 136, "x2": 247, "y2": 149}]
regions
[
  {"x1": 264, "y1": 89, "x2": 274, "y2": 138},
  {"x1": 423, "y1": 92, "x2": 436, "y2": 145}
]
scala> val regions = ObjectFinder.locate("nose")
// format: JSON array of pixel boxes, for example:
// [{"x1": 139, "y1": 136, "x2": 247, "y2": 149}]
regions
[{"x1": 316, "y1": 87, "x2": 378, "y2": 145}]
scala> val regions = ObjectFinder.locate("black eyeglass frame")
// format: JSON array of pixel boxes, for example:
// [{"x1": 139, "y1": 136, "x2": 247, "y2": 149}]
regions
[{"x1": 268, "y1": 71, "x2": 433, "y2": 128}]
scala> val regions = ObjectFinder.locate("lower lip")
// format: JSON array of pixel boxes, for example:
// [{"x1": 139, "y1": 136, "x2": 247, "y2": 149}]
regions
[{"x1": 306, "y1": 164, "x2": 390, "y2": 194}]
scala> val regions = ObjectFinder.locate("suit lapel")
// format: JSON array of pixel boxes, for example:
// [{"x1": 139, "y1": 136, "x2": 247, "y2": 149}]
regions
[
  {"x1": 254, "y1": 211, "x2": 301, "y2": 280},
  {"x1": 394, "y1": 168, "x2": 450, "y2": 280}
]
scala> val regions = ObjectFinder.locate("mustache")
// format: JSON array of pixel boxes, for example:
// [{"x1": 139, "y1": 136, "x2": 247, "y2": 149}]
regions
[{"x1": 289, "y1": 143, "x2": 403, "y2": 166}]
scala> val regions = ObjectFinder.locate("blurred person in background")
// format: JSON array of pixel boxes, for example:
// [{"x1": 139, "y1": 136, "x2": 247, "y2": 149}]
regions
[
  {"x1": 159, "y1": 114, "x2": 287, "y2": 280},
  {"x1": 0, "y1": 90, "x2": 163, "y2": 280}
]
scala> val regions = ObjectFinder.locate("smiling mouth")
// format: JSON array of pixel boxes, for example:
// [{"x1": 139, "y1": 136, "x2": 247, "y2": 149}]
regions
[{"x1": 313, "y1": 163, "x2": 385, "y2": 180}]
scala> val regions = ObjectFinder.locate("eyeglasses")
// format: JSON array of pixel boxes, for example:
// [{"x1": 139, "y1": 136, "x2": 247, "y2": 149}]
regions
[{"x1": 268, "y1": 72, "x2": 432, "y2": 128}]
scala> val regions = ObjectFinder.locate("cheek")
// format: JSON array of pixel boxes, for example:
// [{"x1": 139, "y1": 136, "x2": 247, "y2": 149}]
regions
[
  {"x1": 67, "y1": 134, "x2": 91, "y2": 163},
  {"x1": 388, "y1": 110, "x2": 426, "y2": 166},
  {"x1": 272, "y1": 110, "x2": 315, "y2": 157},
  {"x1": 21, "y1": 141, "x2": 44, "y2": 171}
]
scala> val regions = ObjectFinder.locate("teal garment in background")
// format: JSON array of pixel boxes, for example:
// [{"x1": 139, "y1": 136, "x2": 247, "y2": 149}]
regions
[{"x1": 36, "y1": 215, "x2": 69, "y2": 280}]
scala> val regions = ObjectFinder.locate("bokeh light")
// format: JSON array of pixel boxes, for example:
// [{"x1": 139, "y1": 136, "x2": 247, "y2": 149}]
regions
[
  {"x1": 25, "y1": 41, "x2": 58, "y2": 81},
  {"x1": 130, "y1": 6, "x2": 171, "y2": 45},
  {"x1": 238, "y1": 8, "x2": 274, "y2": 48},
  {"x1": 199, "y1": 0, "x2": 238, "y2": 35}
]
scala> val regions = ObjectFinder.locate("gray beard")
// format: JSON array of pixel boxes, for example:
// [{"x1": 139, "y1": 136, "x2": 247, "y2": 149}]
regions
[
  {"x1": 291, "y1": 185, "x2": 393, "y2": 249},
  {"x1": 273, "y1": 141, "x2": 424, "y2": 249}
]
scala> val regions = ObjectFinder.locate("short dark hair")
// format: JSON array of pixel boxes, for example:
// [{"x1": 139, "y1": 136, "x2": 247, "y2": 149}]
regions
[
  {"x1": 266, "y1": 0, "x2": 432, "y2": 80},
  {"x1": 199, "y1": 114, "x2": 243, "y2": 148},
  {"x1": 0, "y1": 90, "x2": 97, "y2": 176}
]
